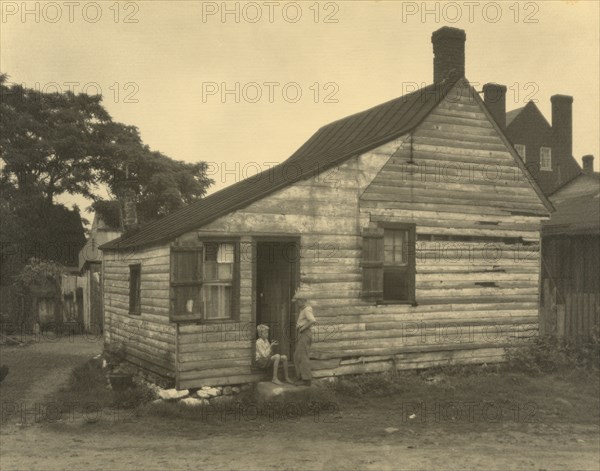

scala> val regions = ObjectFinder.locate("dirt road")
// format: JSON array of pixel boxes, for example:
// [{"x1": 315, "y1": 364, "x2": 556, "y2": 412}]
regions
[{"x1": 1, "y1": 337, "x2": 599, "y2": 471}]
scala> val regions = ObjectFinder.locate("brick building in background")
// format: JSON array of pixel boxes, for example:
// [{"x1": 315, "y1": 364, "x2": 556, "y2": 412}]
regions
[{"x1": 482, "y1": 86, "x2": 582, "y2": 196}]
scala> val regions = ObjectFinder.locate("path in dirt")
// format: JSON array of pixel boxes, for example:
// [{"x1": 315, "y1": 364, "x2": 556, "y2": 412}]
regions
[
  {"x1": 1, "y1": 418, "x2": 599, "y2": 470},
  {"x1": 0, "y1": 335, "x2": 102, "y2": 430}
]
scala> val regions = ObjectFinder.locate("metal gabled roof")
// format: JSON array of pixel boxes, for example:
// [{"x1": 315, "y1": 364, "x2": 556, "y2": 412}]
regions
[{"x1": 101, "y1": 79, "x2": 459, "y2": 251}]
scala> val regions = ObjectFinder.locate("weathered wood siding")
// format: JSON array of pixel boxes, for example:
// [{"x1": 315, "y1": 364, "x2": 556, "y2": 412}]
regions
[
  {"x1": 175, "y1": 150, "x2": 390, "y2": 388},
  {"x1": 102, "y1": 245, "x2": 176, "y2": 378},
  {"x1": 175, "y1": 84, "x2": 549, "y2": 388},
  {"x1": 345, "y1": 88, "x2": 548, "y2": 375}
]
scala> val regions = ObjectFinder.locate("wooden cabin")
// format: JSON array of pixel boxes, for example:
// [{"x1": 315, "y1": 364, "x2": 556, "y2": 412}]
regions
[{"x1": 100, "y1": 27, "x2": 552, "y2": 389}]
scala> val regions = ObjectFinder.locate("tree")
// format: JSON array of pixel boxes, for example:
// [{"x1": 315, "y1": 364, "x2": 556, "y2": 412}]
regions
[
  {"x1": 0, "y1": 73, "x2": 214, "y2": 281},
  {"x1": 0, "y1": 74, "x2": 214, "y2": 218},
  {"x1": 102, "y1": 146, "x2": 213, "y2": 224},
  {"x1": 0, "y1": 73, "x2": 112, "y2": 204}
]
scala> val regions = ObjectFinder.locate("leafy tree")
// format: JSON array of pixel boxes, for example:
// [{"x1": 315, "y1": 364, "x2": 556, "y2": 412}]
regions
[
  {"x1": 0, "y1": 74, "x2": 214, "y2": 220},
  {"x1": 0, "y1": 73, "x2": 111, "y2": 204},
  {"x1": 0, "y1": 73, "x2": 213, "y2": 281}
]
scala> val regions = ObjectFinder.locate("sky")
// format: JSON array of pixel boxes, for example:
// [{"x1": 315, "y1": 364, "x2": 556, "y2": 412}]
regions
[{"x1": 1, "y1": 0, "x2": 599, "y2": 219}]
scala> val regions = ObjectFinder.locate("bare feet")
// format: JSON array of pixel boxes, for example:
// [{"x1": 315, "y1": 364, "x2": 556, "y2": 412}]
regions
[
  {"x1": 284, "y1": 378, "x2": 294, "y2": 384},
  {"x1": 272, "y1": 378, "x2": 283, "y2": 385}
]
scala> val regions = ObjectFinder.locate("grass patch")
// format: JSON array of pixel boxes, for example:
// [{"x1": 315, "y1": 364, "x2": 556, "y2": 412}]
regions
[
  {"x1": 504, "y1": 333, "x2": 600, "y2": 374},
  {"x1": 330, "y1": 363, "x2": 599, "y2": 427}
]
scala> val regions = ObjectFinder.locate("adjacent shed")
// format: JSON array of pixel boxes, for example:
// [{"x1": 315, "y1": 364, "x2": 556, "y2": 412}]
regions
[{"x1": 540, "y1": 164, "x2": 600, "y2": 337}]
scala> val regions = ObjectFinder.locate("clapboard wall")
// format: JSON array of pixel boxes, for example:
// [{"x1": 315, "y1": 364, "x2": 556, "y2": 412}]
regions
[
  {"x1": 323, "y1": 88, "x2": 549, "y2": 375},
  {"x1": 175, "y1": 148, "x2": 390, "y2": 388},
  {"x1": 102, "y1": 245, "x2": 176, "y2": 378}
]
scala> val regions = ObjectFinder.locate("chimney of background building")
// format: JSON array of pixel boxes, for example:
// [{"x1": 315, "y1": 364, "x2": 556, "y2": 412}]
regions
[
  {"x1": 483, "y1": 83, "x2": 507, "y2": 129},
  {"x1": 582, "y1": 155, "x2": 594, "y2": 174},
  {"x1": 551, "y1": 94, "x2": 573, "y2": 161},
  {"x1": 431, "y1": 27, "x2": 466, "y2": 83}
]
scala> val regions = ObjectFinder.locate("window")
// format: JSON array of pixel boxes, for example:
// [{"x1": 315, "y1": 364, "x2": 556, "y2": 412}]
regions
[
  {"x1": 203, "y1": 242, "x2": 235, "y2": 320},
  {"x1": 361, "y1": 224, "x2": 416, "y2": 303},
  {"x1": 170, "y1": 242, "x2": 238, "y2": 322},
  {"x1": 540, "y1": 147, "x2": 552, "y2": 171},
  {"x1": 129, "y1": 264, "x2": 141, "y2": 315},
  {"x1": 514, "y1": 144, "x2": 526, "y2": 161}
]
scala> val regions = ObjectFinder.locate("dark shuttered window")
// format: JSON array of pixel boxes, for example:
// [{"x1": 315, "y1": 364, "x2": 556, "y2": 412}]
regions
[
  {"x1": 361, "y1": 227, "x2": 384, "y2": 300},
  {"x1": 170, "y1": 242, "x2": 239, "y2": 322},
  {"x1": 361, "y1": 224, "x2": 416, "y2": 304},
  {"x1": 129, "y1": 264, "x2": 141, "y2": 315}
]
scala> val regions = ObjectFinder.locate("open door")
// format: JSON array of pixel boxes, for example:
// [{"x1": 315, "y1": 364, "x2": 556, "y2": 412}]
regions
[{"x1": 256, "y1": 239, "x2": 299, "y2": 361}]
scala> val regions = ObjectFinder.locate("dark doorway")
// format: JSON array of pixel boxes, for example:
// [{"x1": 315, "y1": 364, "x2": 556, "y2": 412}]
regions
[{"x1": 256, "y1": 239, "x2": 299, "y2": 361}]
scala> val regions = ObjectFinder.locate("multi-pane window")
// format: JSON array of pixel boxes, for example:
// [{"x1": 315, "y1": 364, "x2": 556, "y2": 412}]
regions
[
  {"x1": 383, "y1": 229, "x2": 413, "y2": 302},
  {"x1": 514, "y1": 144, "x2": 526, "y2": 161},
  {"x1": 540, "y1": 147, "x2": 552, "y2": 171},
  {"x1": 203, "y1": 242, "x2": 234, "y2": 320},
  {"x1": 129, "y1": 264, "x2": 141, "y2": 315},
  {"x1": 170, "y1": 242, "x2": 237, "y2": 322},
  {"x1": 361, "y1": 225, "x2": 416, "y2": 304}
]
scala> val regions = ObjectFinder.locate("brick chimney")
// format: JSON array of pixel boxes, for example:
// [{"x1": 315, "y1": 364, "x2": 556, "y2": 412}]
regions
[
  {"x1": 582, "y1": 155, "x2": 594, "y2": 174},
  {"x1": 483, "y1": 83, "x2": 507, "y2": 129},
  {"x1": 551, "y1": 94, "x2": 573, "y2": 162},
  {"x1": 119, "y1": 188, "x2": 139, "y2": 233},
  {"x1": 431, "y1": 27, "x2": 466, "y2": 83}
]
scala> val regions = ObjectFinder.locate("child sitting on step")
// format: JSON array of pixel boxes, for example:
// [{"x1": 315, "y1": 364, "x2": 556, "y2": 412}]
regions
[{"x1": 255, "y1": 324, "x2": 293, "y2": 385}]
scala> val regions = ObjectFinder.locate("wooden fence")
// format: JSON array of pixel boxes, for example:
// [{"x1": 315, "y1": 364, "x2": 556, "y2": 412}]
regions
[{"x1": 540, "y1": 279, "x2": 600, "y2": 339}]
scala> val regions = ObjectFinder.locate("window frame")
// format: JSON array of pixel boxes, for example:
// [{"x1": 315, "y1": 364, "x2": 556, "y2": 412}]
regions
[
  {"x1": 381, "y1": 223, "x2": 416, "y2": 304},
  {"x1": 540, "y1": 147, "x2": 552, "y2": 171},
  {"x1": 361, "y1": 223, "x2": 416, "y2": 306},
  {"x1": 169, "y1": 239, "x2": 240, "y2": 323},
  {"x1": 128, "y1": 263, "x2": 141, "y2": 315}
]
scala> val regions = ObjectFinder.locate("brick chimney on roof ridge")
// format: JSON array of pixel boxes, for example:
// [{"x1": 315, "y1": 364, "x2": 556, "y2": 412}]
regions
[
  {"x1": 432, "y1": 27, "x2": 466, "y2": 83},
  {"x1": 551, "y1": 94, "x2": 573, "y2": 164},
  {"x1": 582, "y1": 155, "x2": 594, "y2": 174},
  {"x1": 483, "y1": 83, "x2": 507, "y2": 129}
]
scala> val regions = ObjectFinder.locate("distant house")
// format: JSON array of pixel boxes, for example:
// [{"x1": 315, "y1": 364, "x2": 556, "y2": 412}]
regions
[
  {"x1": 100, "y1": 27, "x2": 552, "y2": 389},
  {"x1": 483, "y1": 88, "x2": 581, "y2": 195},
  {"x1": 78, "y1": 202, "x2": 122, "y2": 333}
]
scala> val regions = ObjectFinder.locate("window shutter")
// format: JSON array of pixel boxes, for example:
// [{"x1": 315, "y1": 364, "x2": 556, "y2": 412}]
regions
[
  {"x1": 361, "y1": 227, "x2": 384, "y2": 301},
  {"x1": 233, "y1": 242, "x2": 240, "y2": 320},
  {"x1": 170, "y1": 245, "x2": 204, "y2": 322},
  {"x1": 407, "y1": 226, "x2": 416, "y2": 303}
]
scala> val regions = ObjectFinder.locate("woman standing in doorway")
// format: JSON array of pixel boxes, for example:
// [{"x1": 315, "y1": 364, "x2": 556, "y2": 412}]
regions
[{"x1": 293, "y1": 291, "x2": 316, "y2": 386}]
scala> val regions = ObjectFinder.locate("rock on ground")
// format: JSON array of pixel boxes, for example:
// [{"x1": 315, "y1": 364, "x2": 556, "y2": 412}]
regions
[{"x1": 158, "y1": 389, "x2": 189, "y2": 400}]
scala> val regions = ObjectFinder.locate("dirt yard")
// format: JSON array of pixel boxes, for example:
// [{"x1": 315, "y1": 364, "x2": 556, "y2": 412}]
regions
[{"x1": 1, "y1": 337, "x2": 599, "y2": 471}]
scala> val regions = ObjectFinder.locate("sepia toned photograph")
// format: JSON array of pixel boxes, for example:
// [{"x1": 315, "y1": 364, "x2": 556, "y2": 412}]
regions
[{"x1": 1, "y1": 1, "x2": 599, "y2": 470}]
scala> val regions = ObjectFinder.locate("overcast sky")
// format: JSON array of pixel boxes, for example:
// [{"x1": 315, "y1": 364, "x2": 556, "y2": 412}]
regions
[{"x1": 2, "y1": 0, "x2": 599, "y2": 216}]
